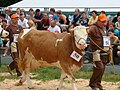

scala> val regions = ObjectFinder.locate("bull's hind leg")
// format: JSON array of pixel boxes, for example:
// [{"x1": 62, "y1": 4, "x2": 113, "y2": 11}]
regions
[
  {"x1": 57, "y1": 70, "x2": 67, "y2": 90},
  {"x1": 15, "y1": 71, "x2": 26, "y2": 86}
]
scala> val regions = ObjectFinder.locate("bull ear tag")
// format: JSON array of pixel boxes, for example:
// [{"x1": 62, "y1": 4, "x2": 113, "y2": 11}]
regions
[{"x1": 70, "y1": 50, "x2": 82, "y2": 62}]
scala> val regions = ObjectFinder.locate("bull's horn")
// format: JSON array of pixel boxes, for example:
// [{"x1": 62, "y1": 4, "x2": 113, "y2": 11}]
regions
[
  {"x1": 69, "y1": 28, "x2": 74, "y2": 32},
  {"x1": 85, "y1": 27, "x2": 89, "y2": 29}
]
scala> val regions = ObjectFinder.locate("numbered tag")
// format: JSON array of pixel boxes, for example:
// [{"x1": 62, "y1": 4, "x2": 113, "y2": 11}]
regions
[
  {"x1": 70, "y1": 51, "x2": 82, "y2": 62},
  {"x1": 103, "y1": 36, "x2": 110, "y2": 47},
  {"x1": 13, "y1": 34, "x2": 19, "y2": 42}
]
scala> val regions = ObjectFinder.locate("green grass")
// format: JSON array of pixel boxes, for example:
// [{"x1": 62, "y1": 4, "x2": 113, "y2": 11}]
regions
[{"x1": 0, "y1": 65, "x2": 120, "y2": 82}]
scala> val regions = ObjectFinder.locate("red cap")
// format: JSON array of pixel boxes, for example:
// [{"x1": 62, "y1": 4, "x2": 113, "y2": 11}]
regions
[
  {"x1": 98, "y1": 13, "x2": 107, "y2": 21},
  {"x1": 11, "y1": 14, "x2": 19, "y2": 19}
]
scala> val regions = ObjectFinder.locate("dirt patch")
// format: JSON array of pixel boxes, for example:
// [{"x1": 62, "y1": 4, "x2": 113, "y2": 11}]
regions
[{"x1": 0, "y1": 78, "x2": 120, "y2": 90}]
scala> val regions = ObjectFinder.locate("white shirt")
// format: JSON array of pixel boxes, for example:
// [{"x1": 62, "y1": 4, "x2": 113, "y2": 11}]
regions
[
  {"x1": 18, "y1": 18, "x2": 29, "y2": 28},
  {"x1": 48, "y1": 25, "x2": 61, "y2": 33}
]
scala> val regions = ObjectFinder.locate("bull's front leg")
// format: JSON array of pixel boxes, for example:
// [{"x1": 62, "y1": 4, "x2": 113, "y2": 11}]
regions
[
  {"x1": 57, "y1": 70, "x2": 67, "y2": 90},
  {"x1": 71, "y1": 77, "x2": 77, "y2": 90}
]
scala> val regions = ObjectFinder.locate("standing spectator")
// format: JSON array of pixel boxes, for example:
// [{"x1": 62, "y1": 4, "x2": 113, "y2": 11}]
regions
[
  {"x1": 48, "y1": 20, "x2": 61, "y2": 33},
  {"x1": 71, "y1": 8, "x2": 81, "y2": 26},
  {"x1": 6, "y1": 14, "x2": 23, "y2": 76},
  {"x1": 34, "y1": 9, "x2": 43, "y2": 30},
  {"x1": 79, "y1": 11, "x2": 89, "y2": 26},
  {"x1": 18, "y1": 13, "x2": 29, "y2": 29},
  {"x1": 88, "y1": 10, "x2": 98, "y2": 26},
  {"x1": 88, "y1": 13, "x2": 109, "y2": 90},
  {"x1": 49, "y1": 8, "x2": 59, "y2": 22},
  {"x1": 41, "y1": 12, "x2": 50, "y2": 30},
  {"x1": 56, "y1": 10, "x2": 67, "y2": 25}
]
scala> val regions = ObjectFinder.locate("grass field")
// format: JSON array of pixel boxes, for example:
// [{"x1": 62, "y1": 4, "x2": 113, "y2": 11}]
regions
[{"x1": 0, "y1": 65, "x2": 120, "y2": 82}]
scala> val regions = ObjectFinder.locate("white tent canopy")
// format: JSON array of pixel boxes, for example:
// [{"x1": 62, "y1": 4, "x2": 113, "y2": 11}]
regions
[
  {"x1": 9, "y1": 0, "x2": 120, "y2": 8},
  {"x1": 8, "y1": 0, "x2": 120, "y2": 12}
]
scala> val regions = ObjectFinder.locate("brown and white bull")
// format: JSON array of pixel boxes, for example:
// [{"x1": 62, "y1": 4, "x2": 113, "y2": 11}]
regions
[{"x1": 16, "y1": 26, "x2": 88, "y2": 90}]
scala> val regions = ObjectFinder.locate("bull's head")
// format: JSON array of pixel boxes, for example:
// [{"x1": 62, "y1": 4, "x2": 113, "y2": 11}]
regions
[
  {"x1": 0, "y1": 26, "x2": 9, "y2": 37},
  {"x1": 71, "y1": 26, "x2": 88, "y2": 50}
]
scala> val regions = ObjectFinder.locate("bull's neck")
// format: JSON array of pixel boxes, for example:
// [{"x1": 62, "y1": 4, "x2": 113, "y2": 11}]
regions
[{"x1": 71, "y1": 34, "x2": 84, "y2": 56}]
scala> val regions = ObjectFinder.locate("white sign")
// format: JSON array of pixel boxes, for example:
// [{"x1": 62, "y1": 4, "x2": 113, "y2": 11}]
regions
[
  {"x1": 103, "y1": 36, "x2": 110, "y2": 47},
  {"x1": 70, "y1": 51, "x2": 82, "y2": 62},
  {"x1": 13, "y1": 34, "x2": 19, "y2": 42}
]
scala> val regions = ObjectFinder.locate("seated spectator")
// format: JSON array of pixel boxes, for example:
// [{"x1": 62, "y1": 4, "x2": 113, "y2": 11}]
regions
[
  {"x1": 27, "y1": 8, "x2": 41, "y2": 27},
  {"x1": 27, "y1": 19, "x2": 37, "y2": 29},
  {"x1": 56, "y1": 10, "x2": 67, "y2": 25},
  {"x1": 34, "y1": 9, "x2": 43, "y2": 30},
  {"x1": 115, "y1": 16, "x2": 120, "y2": 31},
  {"x1": 79, "y1": 11, "x2": 89, "y2": 26},
  {"x1": 109, "y1": 23, "x2": 120, "y2": 39},
  {"x1": 1, "y1": 19, "x2": 8, "y2": 29},
  {"x1": 41, "y1": 12, "x2": 50, "y2": 30},
  {"x1": 71, "y1": 8, "x2": 81, "y2": 26},
  {"x1": 117, "y1": 46, "x2": 120, "y2": 57},
  {"x1": 49, "y1": 8, "x2": 59, "y2": 22},
  {"x1": 3, "y1": 41, "x2": 10, "y2": 57},
  {"x1": 48, "y1": 20, "x2": 61, "y2": 33},
  {"x1": 67, "y1": 24, "x2": 74, "y2": 33},
  {"x1": 20, "y1": 9, "x2": 26, "y2": 18},
  {"x1": 18, "y1": 13, "x2": 29, "y2": 29},
  {"x1": 27, "y1": 8, "x2": 34, "y2": 20},
  {"x1": 0, "y1": 37, "x2": 2, "y2": 47},
  {"x1": 88, "y1": 10, "x2": 98, "y2": 26},
  {"x1": 112, "y1": 11, "x2": 120, "y2": 24},
  {"x1": 108, "y1": 30, "x2": 120, "y2": 64},
  {"x1": 16, "y1": 8, "x2": 20, "y2": 16},
  {"x1": 1, "y1": 19, "x2": 9, "y2": 56}
]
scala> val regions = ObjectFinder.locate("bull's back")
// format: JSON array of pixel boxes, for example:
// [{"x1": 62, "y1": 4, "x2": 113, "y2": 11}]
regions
[{"x1": 22, "y1": 30, "x2": 71, "y2": 63}]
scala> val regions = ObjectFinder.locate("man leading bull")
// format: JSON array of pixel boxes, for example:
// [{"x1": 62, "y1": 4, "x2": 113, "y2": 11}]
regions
[
  {"x1": 6, "y1": 14, "x2": 23, "y2": 76},
  {"x1": 88, "y1": 13, "x2": 110, "y2": 90}
]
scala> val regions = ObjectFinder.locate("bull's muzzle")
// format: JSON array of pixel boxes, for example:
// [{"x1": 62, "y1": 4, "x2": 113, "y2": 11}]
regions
[{"x1": 79, "y1": 43, "x2": 87, "y2": 50}]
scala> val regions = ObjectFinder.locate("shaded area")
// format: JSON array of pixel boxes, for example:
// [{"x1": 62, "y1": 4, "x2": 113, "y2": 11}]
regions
[{"x1": 0, "y1": 0, "x2": 22, "y2": 7}]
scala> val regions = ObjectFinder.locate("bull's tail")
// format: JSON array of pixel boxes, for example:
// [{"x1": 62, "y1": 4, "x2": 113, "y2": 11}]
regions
[{"x1": 17, "y1": 33, "x2": 26, "y2": 70}]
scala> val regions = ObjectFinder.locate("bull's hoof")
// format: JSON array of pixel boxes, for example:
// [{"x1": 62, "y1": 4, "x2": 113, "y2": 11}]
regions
[
  {"x1": 57, "y1": 87, "x2": 64, "y2": 90},
  {"x1": 28, "y1": 87, "x2": 34, "y2": 89},
  {"x1": 14, "y1": 82, "x2": 23, "y2": 86}
]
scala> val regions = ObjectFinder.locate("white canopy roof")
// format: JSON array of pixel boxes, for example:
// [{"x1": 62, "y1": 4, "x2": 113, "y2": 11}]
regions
[{"x1": 9, "y1": 0, "x2": 120, "y2": 8}]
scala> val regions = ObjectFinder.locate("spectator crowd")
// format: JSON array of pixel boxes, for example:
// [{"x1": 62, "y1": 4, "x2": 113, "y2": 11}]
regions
[{"x1": 0, "y1": 7, "x2": 120, "y2": 65}]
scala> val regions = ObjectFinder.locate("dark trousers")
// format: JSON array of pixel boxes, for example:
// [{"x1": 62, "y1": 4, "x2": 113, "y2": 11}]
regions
[
  {"x1": 89, "y1": 61, "x2": 105, "y2": 89},
  {"x1": 8, "y1": 52, "x2": 21, "y2": 76}
]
